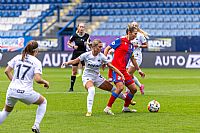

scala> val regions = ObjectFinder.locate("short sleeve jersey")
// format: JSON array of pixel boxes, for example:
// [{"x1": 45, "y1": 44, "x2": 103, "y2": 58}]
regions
[
  {"x1": 78, "y1": 51, "x2": 109, "y2": 76},
  {"x1": 109, "y1": 36, "x2": 134, "y2": 71},
  {"x1": 69, "y1": 33, "x2": 90, "y2": 52},
  {"x1": 131, "y1": 32, "x2": 147, "y2": 57},
  {"x1": 7, "y1": 54, "x2": 42, "y2": 91}
]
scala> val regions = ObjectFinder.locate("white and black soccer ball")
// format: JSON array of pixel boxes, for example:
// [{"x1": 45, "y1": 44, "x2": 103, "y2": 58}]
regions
[{"x1": 148, "y1": 100, "x2": 160, "y2": 112}]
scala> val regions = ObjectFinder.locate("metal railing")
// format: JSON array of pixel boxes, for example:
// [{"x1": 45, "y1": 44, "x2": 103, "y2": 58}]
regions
[
  {"x1": 57, "y1": 5, "x2": 92, "y2": 36},
  {"x1": 23, "y1": 5, "x2": 60, "y2": 37}
]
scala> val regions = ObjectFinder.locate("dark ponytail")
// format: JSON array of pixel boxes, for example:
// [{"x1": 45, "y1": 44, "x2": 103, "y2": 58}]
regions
[{"x1": 21, "y1": 40, "x2": 38, "y2": 61}]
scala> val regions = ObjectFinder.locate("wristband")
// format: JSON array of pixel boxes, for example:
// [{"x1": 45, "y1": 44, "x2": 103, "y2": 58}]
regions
[{"x1": 72, "y1": 46, "x2": 74, "y2": 49}]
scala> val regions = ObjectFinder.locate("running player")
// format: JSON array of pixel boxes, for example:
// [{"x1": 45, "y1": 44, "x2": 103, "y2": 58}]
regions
[
  {"x1": 127, "y1": 22, "x2": 149, "y2": 95},
  {"x1": 103, "y1": 24, "x2": 145, "y2": 115},
  {"x1": 61, "y1": 39, "x2": 125, "y2": 117},
  {"x1": 0, "y1": 40, "x2": 49, "y2": 133}
]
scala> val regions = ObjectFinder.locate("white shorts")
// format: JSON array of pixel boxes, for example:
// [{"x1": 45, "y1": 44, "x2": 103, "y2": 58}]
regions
[
  {"x1": 6, "y1": 88, "x2": 40, "y2": 107},
  {"x1": 82, "y1": 74, "x2": 105, "y2": 88}
]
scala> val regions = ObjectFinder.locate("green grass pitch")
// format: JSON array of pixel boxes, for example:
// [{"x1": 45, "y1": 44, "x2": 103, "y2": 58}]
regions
[{"x1": 0, "y1": 67, "x2": 200, "y2": 133}]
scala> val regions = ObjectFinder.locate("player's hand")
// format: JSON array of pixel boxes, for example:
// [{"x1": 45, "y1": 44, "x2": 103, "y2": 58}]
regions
[
  {"x1": 133, "y1": 44, "x2": 141, "y2": 48},
  {"x1": 61, "y1": 62, "x2": 67, "y2": 68},
  {"x1": 74, "y1": 46, "x2": 78, "y2": 50},
  {"x1": 44, "y1": 81, "x2": 49, "y2": 89},
  {"x1": 121, "y1": 75, "x2": 125, "y2": 81},
  {"x1": 138, "y1": 69, "x2": 145, "y2": 78}
]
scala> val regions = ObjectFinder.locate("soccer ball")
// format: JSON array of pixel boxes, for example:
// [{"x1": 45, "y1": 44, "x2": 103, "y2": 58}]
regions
[{"x1": 147, "y1": 100, "x2": 160, "y2": 112}]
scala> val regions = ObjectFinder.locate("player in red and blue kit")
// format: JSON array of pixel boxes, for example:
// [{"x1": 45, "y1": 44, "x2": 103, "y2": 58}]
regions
[{"x1": 103, "y1": 24, "x2": 145, "y2": 115}]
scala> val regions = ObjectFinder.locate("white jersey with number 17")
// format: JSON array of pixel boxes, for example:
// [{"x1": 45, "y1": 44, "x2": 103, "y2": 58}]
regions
[{"x1": 7, "y1": 54, "x2": 42, "y2": 91}]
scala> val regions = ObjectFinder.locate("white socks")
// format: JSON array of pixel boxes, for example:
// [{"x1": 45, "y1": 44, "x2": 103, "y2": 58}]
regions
[
  {"x1": 87, "y1": 87, "x2": 95, "y2": 113},
  {"x1": 0, "y1": 109, "x2": 10, "y2": 124},
  {"x1": 34, "y1": 98, "x2": 47, "y2": 126},
  {"x1": 111, "y1": 86, "x2": 125, "y2": 100},
  {"x1": 133, "y1": 76, "x2": 141, "y2": 88}
]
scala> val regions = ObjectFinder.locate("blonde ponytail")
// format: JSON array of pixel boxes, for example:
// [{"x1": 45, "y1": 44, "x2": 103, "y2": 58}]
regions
[{"x1": 138, "y1": 28, "x2": 150, "y2": 39}]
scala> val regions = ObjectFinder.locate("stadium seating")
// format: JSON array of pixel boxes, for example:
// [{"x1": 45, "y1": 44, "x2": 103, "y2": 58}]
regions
[
  {"x1": 0, "y1": 0, "x2": 70, "y2": 37},
  {"x1": 69, "y1": 0, "x2": 200, "y2": 36},
  {"x1": 1, "y1": 0, "x2": 200, "y2": 37}
]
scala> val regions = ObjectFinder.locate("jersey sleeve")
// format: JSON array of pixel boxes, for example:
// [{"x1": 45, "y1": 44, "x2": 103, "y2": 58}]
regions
[
  {"x1": 7, "y1": 55, "x2": 20, "y2": 68},
  {"x1": 109, "y1": 38, "x2": 121, "y2": 50},
  {"x1": 69, "y1": 35, "x2": 75, "y2": 42},
  {"x1": 101, "y1": 53, "x2": 110, "y2": 64},
  {"x1": 34, "y1": 61, "x2": 42, "y2": 74},
  {"x1": 78, "y1": 52, "x2": 87, "y2": 61},
  {"x1": 140, "y1": 34, "x2": 147, "y2": 44}
]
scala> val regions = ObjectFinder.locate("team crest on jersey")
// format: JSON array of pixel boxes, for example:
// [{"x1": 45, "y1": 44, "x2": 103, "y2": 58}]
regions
[{"x1": 117, "y1": 76, "x2": 121, "y2": 80}]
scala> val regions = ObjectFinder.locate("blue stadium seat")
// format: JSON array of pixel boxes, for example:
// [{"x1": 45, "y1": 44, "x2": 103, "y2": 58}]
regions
[
  {"x1": 156, "y1": 23, "x2": 163, "y2": 29},
  {"x1": 179, "y1": 23, "x2": 185, "y2": 29},
  {"x1": 184, "y1": 1, "x2": 192, "y2": 8},
  {"x1": 143, "y1": 2, "x2": 150, "y2": 8},
  {"x1": 156, "y1": 9, "x2": 163, "y2": 15},
  {"x1": 184, "y1": 23, "x2": 192, "y2": 29},
  {"x1": 163, "y1": 9, "x2": 171, "y2": 15},
  {"x1": 192, "y1": 23, "x2": 200, "y2": 29},
  {"x1": 177, "y1": 9, "x2": 185, "y2": 15},
  {"x1": 170, "y1": 17, "x2": 177, "y2": 22},
  {"x1": 193, "y1": 1, "x2": 200, "y2": 7},
  {"x1": 170, "y1": 23, "x2": 178, "y2": 29},
  {"x1": 193, "y1": 30, "x2": 200, "y2": 36},
  {"x1": 157, "y1": 2, "x2": 164, "y2": 8},
  {"x1": 163, "y1": 1, "x2": 171, "y2": 7},
  {"x1": 178, "y1": 16, "x2": 185, "y2": 22},
  {"x1": 149, "y1": 16, "x2": 156, "y2": 22},
  {"x1": 193, "y1": 17, "x2": 199, "y2": 22},
  {"x1": 185, "y1": 16, "x2": 193, "y2": 22},
  {"x1": 171, "y1": 8, "x2": 178, "y2": 15}
]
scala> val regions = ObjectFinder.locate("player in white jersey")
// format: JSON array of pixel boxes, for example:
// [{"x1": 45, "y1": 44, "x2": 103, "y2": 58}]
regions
[
  {"x1": 0, "y1": 41, "x2": 49, "y2": 133},
  {"x1": 61, "y1": 39, "x2": 125, "y2": 117},
  {"x1": 127, "y1": 22, "x2": 149, "y2": 95}
]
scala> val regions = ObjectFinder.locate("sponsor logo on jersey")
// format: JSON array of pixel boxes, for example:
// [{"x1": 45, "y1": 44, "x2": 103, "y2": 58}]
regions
[{"x1": 88, "y1": 63, "x2": 101, "y2": 67}]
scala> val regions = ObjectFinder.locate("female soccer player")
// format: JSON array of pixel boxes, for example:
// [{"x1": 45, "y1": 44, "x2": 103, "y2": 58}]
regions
[
  {"x1": 0, "y1": 40, "x2": 49, "y2": 133},
  {"x1": 61, "y1": 39, "x2": 125, "y2": 117},
  {"x1": 103, "y1": 24, "x2": 145, "y2": 115},
  {"x1": 67, "y1": 23, "x2": 91, "y2": 92},
  {"x1": 127, "y1": 22, "x2": 149, "y2": 95}
]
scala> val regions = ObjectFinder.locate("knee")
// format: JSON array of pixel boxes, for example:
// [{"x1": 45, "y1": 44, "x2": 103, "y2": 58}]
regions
[
  {"x1": 72, "y1": 71, "x2": 77, "y2": 75},
  {"x1": 130, "y1": 87, "x2": 137, "y2": 94},
  {"x1": 128, "y1": 84, "x2": 137, "y2": 94},
  {"x1": 42, "y1": 98, "x2": 47, "y2": 105}
]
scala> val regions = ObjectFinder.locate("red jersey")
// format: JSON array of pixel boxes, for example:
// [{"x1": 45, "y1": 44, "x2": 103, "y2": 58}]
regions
[{"x1": 109, "y1": 36, "x2": 134, "y2": 71}]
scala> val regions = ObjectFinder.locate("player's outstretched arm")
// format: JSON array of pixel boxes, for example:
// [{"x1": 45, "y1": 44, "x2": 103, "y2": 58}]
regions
[
  {"x1": 104, "y1": 45, "x2": 112, "y2": 56},
  {"x1": 130, "y1": 56, "x2": 145, "y2": 78},
  {"x1": 34, "y1": 73, "x2": 49, "y2": 89},
  {"x1": 61, "y1": 58, "x2": 80, "y2": 68}
]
